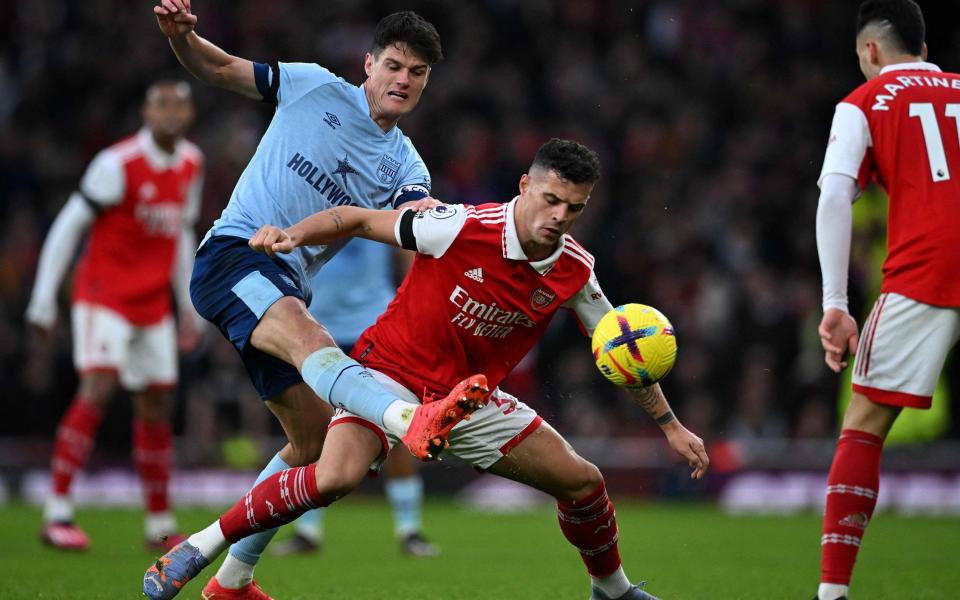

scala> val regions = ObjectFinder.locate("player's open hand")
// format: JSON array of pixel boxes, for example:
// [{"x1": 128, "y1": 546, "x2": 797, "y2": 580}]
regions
[
  {"x1": 249, "y1": 225, "x2": 297, "y2": 257},
  {"x1": 154, "y1": 0, "x2": 197, "y2": 38},
  {"x1": 818, "y1": 307, "x2": 859, "y2": 373},
  {"x1": 663, "y1": 423, "x2": 709, "y2": 480}
]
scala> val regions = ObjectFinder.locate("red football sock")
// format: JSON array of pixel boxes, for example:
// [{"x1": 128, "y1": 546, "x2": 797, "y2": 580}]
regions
[
  {"x1": 557, "y1": 481, "x2": 622, "y2": 577},
  {"x1": 821, "y1": 429, "x2": 883, "y2": 585},
  {"x1": 132, "y1": 419, "x2": 172, "y2": 513},
  {"x1": 218, "y1": 464, "x2": 331, "y2": 542},
  {"x1": 51, "y1": 398, "x2": 103, "y2": 496}
]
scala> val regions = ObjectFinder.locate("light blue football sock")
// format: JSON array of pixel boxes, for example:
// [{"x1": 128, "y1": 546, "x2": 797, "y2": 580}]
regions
[
  {"x1": 301, "y1": 347, "x2": 396, "y2": 427},
  {"x1": 386, "y1": 476, "x2": 424, "y2": 537},
  {"x1": 293, "y1": 507, "x2": 325, "y2": 541},
  {"x1": 227, "y1": 453, "x2": 290, "y2": 565}
]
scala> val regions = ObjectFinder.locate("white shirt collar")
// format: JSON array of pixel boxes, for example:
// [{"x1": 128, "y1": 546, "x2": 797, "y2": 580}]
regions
[
  {"x1": 880, "y1": 61, "x2": 941, "y2": 75},
  {"x1": 137, "y1": 128, "x2": 186, "y2": 171},
  {"x1": 502, "y1": 196, "x2": 566, "y2": 275}
]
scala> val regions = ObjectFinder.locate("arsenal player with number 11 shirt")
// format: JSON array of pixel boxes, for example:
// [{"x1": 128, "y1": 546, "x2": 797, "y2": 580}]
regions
[{"x1": 814, "y1": 2, "x2": 960, "y2": 599}]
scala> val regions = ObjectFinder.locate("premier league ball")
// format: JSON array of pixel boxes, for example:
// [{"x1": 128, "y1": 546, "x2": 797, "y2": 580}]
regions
[{"x1": 591, "y1": 304, "x2": 677, "y2": 388}]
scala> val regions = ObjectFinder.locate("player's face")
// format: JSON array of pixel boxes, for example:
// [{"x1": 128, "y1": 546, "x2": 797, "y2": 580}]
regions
[
  {"x1": 515, "y1": 168, "x2": 592, "y2": 255},
  {"x1": 142, "y1": 83, "x2": 195, "y2": 143},
  {"x1": 364, "y1": 43, "x2": 430, "y2": 125}
]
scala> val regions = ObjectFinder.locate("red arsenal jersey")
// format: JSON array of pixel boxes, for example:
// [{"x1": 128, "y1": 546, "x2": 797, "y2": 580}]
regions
[
  {"x1": 819, "y1": 62, "x2": 960, "y2": 307},
  {"x1": 73, "y1": 129, "x2": 204, "y2": 324},
  {"x1": 351, "y1": 200, "x2": 613, "y2": 397}
]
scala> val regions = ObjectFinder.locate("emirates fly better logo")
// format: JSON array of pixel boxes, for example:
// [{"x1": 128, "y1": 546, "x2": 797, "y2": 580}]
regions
[{"x1": 448, "y1": 285, "x2": 535, "y2": 339}]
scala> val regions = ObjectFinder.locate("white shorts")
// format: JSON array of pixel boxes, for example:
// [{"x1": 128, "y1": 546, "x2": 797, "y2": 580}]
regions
[
  {"x1": 852, "y1": 292, "x2": 960, "y2": 408},
  {"x1": 71, "y1": 302, "x2": 178, "y2": 391},
  {"x1": 330, "y1": 369, "x2": 543, "y2": 470}
]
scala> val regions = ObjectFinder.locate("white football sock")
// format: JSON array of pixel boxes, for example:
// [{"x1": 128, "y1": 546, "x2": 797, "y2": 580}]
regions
[
  {"x1": 187, "y1": 521, "x2": 229, "y2": 561},
  {"x1": 145, "y1": 511, "x2": 177, "y2": 540},
  {"x1": 818, "y1": 583, "x2": 849, "y2": 600},
  {"x1": 43, "y1": 494, "x2": 74, "y2": 524},
  {"x1": 591, "y1": 566, "x2": 631, "y2": 599},
  {"x1": 382, "y1": 400, "x2": 417, "y2": 436},
  {"x1": 216, "y1": 553, "x2": 256, "y2": 589}
]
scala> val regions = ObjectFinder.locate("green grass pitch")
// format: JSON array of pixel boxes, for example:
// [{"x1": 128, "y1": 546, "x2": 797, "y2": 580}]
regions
[{"x1": 1, "y1": 499, "x2": 958, "y2": 599}]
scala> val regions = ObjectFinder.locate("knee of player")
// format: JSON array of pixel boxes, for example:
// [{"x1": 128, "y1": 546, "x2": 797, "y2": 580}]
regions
[
  {"x1": 78, "y1": 372, "x2": 120, "y2": 405},
  {"x1": 133, "y1": 388, "x2": 172, "y2": 422},
  {"x1": 285, "y1": 438, "x2": 324, "y2": 466},
  {"x1": 313, "y1": 465, "x2": 362, "y2": 503},
  {"x1": 556, "y1": 461, "x2": 604, "y2": 503}
]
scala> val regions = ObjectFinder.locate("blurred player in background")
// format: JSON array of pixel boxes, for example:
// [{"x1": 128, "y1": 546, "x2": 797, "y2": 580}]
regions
[
  {"x1": 144, "y1": 139, "x2": 709, "y2": 600},
  {"x1": 814, "y1": 2, "x2": 960, "y2": 598},
  {"x1": 154, "y1": 2, "x2": 477, "y2": 598},
  {"x1": 272, "y1": 240, "x2": 439, "y2": 558},
  {"x1": 25, "y1": 81, "x2": 204, "y2": 551}
]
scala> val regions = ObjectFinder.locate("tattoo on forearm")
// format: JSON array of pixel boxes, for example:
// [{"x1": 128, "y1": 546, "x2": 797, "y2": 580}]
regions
[
  {"x1": 633, "y1": 386, "x2": 659, "y2": 412},
  {"x1": 655, "y1": 411, "x2": 676, "y2": 426},
  {"x1": 329, "y1": 209, "x2": 344, "y2": 233}
]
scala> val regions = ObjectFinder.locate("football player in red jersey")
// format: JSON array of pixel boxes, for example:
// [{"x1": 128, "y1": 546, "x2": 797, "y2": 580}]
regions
[
  {"x1": 143, "y1": 139, "x2": 708, "y2": 600},
  {"x1": 26, "y1": 81, "x2": 204, "y2": 552},
  {"x1": 815, "y1": 2, "x2": 960, "y2": 599}
]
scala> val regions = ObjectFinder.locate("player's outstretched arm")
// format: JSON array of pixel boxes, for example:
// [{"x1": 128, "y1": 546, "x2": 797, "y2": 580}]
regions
[
  {"x1": 154, "y1": 0, "x2": 260, "y2": 99},
  {"x1": 250, "y1": 207, "x2": 402, "y2": 257},
  {"x1": 630, "y1": 384, "x2": 709, "y2": 480}
]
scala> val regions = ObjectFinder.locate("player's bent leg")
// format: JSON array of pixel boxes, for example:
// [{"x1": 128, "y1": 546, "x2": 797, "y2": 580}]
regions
[
  {"x1": 42, "y1": 370, "x2": 118, "y2": 551},
  {"x1": 253, "y1": 297, "x2": 420, "y2": 432},
  {"x1": 132, "y1": 387, "x2": 185, "y2": 551},
  {"x1": 486, "y1": 422, "x2": 656, "y2": 600},
  {"x1": 818, "y1": 392, "x2": 899, "y2": 600}
]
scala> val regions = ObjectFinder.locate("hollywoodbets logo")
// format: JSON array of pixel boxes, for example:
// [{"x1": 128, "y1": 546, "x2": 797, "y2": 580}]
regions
[{"x1": 286, "y1": 152, "x2": 356, "y2": 207}]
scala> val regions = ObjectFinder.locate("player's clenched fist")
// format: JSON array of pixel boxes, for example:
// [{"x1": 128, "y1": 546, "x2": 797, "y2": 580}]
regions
[
  {"x1": 249, "y1": 225, "x2": 297, "y2": 258},
  {"x1": 154, "y1": 0, "x2": 197, "y2": 38}
]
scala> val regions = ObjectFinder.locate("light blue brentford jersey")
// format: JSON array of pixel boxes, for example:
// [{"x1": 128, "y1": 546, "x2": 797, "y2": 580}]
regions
[
  {"x1": 208, "y1": 62, "x2": 430, "y2": 290},
  {"x1": 309, "y1": 238, "x2": 395, "y2": 345}
]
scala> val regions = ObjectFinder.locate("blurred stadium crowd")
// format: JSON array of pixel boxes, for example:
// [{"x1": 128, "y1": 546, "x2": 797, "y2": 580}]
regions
[{"x1": 3, "y1": 0, "x2": 960, "y2": 467}]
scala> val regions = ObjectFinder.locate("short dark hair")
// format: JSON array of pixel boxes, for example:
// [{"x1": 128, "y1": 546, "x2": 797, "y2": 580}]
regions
[
  {"x1": 530, "y1": 138, "x2": 601, "y2": 185},
  {"x1": 856, "y1": 0, "x2": 925, "y2": 56},
  {"x1": 372, "y1": 11, "x2": 443, "y2": 65}
]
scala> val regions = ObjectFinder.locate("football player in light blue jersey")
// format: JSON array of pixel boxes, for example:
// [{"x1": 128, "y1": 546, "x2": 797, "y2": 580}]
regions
[
  {"x1": 151, "y1": 3, "x2": 485, "y2": 598},
  {"x1": 273, "y1": 240, "x2": 440, "y2": 558}
]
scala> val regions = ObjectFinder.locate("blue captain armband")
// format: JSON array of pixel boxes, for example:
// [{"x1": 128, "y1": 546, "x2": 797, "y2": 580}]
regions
[
  {"x1": 253, "y1": 61, "x2": 280, "y2": 104},
  {"x1": 392, "y1": 184, "x2": 430, "y2": 208}
]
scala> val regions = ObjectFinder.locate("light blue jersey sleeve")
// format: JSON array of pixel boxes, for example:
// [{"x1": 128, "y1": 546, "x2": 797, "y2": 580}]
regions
[{"x1": 255, "y1": 61, "x2": 340, "y2": 106}]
